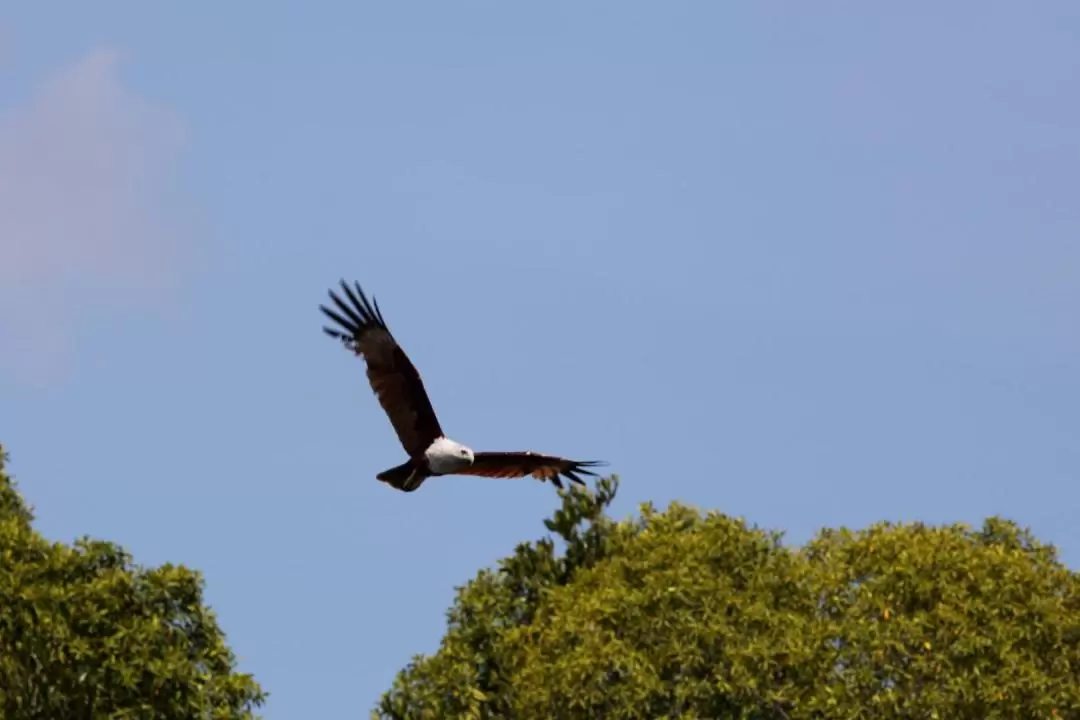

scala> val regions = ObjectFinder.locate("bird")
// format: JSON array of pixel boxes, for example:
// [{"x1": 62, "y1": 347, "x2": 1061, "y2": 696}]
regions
[{"x1": 319, "y1": 279, "x2": 606, "y2": 493}]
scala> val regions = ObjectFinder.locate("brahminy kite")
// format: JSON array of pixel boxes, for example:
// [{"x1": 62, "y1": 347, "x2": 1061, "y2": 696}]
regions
[{"x1": 319, "y1": 280, "x2": 605, "y2": 492}]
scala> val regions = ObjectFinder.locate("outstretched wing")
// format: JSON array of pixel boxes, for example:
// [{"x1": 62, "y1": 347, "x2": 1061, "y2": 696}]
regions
[
  {"x1": 320, "y1": 280, "x2": 444, "y2": 458},
  {"x1": 459, "y1": 451, "x2": 606, "y2": 489}
]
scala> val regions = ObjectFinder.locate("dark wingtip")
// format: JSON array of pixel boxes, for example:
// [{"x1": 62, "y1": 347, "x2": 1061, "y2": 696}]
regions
[
  {"x1": 320, "y1": 304, "x2": 360, "y2": 336},
  {"x1": 572, "y1": 460, "x2": 607, "y2": 476},
  {"x1": 554, "y1": 460, "x2": 608, "y2": 488}
]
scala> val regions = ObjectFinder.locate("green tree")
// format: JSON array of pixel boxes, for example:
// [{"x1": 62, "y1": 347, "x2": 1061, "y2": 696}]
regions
[
  {"x1": 376, "y1": 476, "x2": 1080, "y2": 719},
  {"x1": 0, "y1": 444, "x2": 266, "y2": 719}
]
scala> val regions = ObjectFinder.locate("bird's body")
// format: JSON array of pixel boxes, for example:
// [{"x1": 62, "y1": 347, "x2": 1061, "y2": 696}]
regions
[{"x1": 319, "y1": 280, "x2": 604, "y2": 493}]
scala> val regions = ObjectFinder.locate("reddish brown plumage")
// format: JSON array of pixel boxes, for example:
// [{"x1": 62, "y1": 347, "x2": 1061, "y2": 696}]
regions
[
  {"x1": 457, "y1": 451, "x2": 603, "y2": 489},
  {"x1": 320, "y1": 280, "x2": 443, "y2": 459}
]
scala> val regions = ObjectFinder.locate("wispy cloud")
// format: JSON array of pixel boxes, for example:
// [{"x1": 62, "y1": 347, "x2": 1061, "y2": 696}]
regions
[{"x1": 0, "y1": 48, "x2": 192, "y2": 384}]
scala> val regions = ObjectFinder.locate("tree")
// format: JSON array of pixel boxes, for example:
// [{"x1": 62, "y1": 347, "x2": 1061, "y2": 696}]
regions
[
  {"x1": 375, "y1": 476, "x2": 1080, "y2": 719},
  {"x1": 0, "y1": 444, "x2": 266, "y2": 719}
]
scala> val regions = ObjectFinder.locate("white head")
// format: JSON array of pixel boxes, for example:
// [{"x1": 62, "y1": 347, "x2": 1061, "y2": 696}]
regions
[{"x1": 425, "y1": 436, "x2": 475, "y2": 475}]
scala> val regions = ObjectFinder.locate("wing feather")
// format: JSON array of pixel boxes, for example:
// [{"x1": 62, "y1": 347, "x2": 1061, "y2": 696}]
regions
[
  {"x1": 459, "y1": 451, "x2": 606, "y2": 489},
  {"x1": 320, "y1": 280, "x2": 444, "y2": 458}
]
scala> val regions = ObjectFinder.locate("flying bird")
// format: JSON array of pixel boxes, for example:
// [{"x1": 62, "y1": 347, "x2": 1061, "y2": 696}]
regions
[{"x1": 319, "y1": 280, "x2": 605, "y2": 493}]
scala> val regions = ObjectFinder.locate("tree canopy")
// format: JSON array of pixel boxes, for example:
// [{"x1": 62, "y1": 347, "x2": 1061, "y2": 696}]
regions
[
  {"x1": 376, "y1": 476, "x2": 1080, "y2": 719},
  {"x1": 0, "y1": 444, "x2": 265, "y2": 719}
]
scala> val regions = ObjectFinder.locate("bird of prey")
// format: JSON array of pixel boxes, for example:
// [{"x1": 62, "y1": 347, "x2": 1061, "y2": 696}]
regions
[{"x1": 319, "y1": 280, "x2": 605, "y2": 493}]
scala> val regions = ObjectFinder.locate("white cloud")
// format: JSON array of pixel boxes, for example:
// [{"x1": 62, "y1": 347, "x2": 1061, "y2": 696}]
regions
[{"x1": 0, "y1": 48, "x2": 192, "y2": 384}]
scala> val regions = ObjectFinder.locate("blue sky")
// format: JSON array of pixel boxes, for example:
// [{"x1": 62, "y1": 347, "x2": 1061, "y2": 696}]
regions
[{"x1": 1, "y1": 3, "x2": 1078, "y2": 717}]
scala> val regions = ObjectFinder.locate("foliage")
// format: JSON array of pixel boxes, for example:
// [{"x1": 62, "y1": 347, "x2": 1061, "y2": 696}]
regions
[
  {"x1": 375, "y1": 475, "x2": 1080, "y2": 719},
  {"x1": 0, "y1": 444, "x2": 266, "y2": 719}
]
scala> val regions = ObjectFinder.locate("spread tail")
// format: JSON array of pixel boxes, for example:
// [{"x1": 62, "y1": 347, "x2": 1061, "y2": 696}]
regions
[{"x1": 376, "y1": 460, "x2": 428, "y2": 493}]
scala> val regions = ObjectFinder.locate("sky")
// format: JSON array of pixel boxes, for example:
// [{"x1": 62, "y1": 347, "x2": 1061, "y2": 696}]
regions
[{"x1": 1, "y1": 3, "x2": 1078, "y2": 717}]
